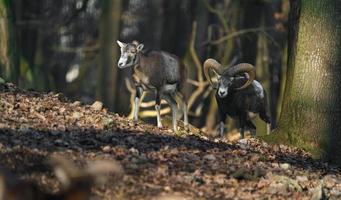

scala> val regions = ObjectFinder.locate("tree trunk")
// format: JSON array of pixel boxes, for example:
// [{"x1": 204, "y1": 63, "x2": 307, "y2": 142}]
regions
[
  {"x1": 161, "y1": 0, "x2": 191, "y2": 57},
  {"x1": 239, "y1": 0, "x2": 263, "y2": 64},
  {"x1": 96, "y1": 0, "x2": 111, "y2": 103},
  {"x1": 273, "y1": 0, "x2": 341, "y2": 164},
  {"x1": 0, "y1": 1, "x2": 9, "y2": 77},
  {"x1": 97, "y1": 0, "x2": 121, "y2": 111},
  {"x1": 109, "y1": 0, "x2": 122, "y2": 112},
  {"x1": 0, "y1": 0, "x2": 19, "y2": 82},
  {"x1": 265, "y1": 0, "x2": 285, "y2": 129}
]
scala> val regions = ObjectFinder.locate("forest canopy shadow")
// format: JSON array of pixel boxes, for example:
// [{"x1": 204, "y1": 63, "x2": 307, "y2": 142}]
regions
[{"x1": 0, "y1": 125, "x2": 338, "y2": 177}]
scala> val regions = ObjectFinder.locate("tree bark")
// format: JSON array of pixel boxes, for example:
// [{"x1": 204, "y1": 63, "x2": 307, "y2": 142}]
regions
[
  {"x1": 96, "y1": 0, "x2": 112, "y2": 104},
  {"x1": 0, "y1": 1, "x2": 9, "y2": 77},
  {"x1": 109, "y1": 0, "x2": 122, "y2": 112},
  {"x1": 239, "y1": 0, "x2": 263, "y2": 64},
  {"x1": 0, "y1": 0, "x2": 19, "y2": 82},
  {"x1": 161, "y1": 0, "x2": 191, "y2": 57},
  {"x1": 97, "y1": 0, "x2": 121, "y2": 111},
  {"x1": 273, "y1": 0, "x2": 341, "y2": 164},
  {"x1": 264, "y1": 0, "x2": 286, "y2": 129}
]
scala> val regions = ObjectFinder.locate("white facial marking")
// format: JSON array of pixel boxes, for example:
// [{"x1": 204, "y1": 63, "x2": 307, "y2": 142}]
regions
[
  {"x1": 252, "y1": 80, "x2": 264, "y2": 98},
  {"x1": 118, "y1": 52, "x2": 128, "y2": 67},
  {"x1": 218, "y1": 87, "x2": 228, "y2": 98}
]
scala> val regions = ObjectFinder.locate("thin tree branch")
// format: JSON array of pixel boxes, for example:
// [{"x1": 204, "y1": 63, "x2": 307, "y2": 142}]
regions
[
  {"x1": 189, "y1": 22, "x2": 203, "y2": 83},
  {"x1": 203, "y1": 0, "x2": 228, "y2": 31},
  {"x1": 187, "y1": 79, "x2": 209, "y2": 87},
  {"x1": 205, "y1": 27, "x2": 275, "y2": 46},
  {"x1": 187, "y1": 21, "x2": 209, "y2": 110}
]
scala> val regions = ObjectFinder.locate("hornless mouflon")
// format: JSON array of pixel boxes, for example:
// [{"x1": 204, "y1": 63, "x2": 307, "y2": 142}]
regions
[{"x1": 117, "y1": 40, "x2": 188, "y2": 132}]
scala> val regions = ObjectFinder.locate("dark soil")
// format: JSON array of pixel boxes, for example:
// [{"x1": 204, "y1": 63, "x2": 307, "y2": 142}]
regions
[{"x1": 0, "y1": 82, "x2": 341, "y2": 200}]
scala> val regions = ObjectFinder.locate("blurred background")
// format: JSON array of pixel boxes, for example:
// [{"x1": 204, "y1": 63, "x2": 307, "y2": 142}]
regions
[{"x1": 0, "y1": 0, "x2": 289, "y2": 135}]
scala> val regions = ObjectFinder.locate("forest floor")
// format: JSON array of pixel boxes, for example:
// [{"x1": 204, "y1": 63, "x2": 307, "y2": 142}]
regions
[{"x1": 0, "y1": 81, "x2": 341, "y2": 200}]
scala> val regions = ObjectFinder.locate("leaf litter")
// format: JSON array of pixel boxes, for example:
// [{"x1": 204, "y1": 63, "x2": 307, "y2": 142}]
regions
[{"x1": 0, "y1": 82, "x2": 341, "y2": 200}]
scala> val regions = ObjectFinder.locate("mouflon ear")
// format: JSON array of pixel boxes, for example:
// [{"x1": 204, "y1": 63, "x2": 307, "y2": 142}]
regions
[
  {"x1": 136, "y1": 43, "x2": 144, "y2": 52},
  {"x1": 116, "y1": 40, "x2": 126, "y2": 48}
]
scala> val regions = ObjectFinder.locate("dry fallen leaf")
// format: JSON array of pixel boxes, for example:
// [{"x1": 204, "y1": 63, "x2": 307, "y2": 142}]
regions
[{"x1": 0, "y1": 82, "x2": 341, "y2": 199}]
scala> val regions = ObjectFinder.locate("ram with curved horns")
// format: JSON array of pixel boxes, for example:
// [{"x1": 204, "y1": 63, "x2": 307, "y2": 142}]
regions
[{"x1": 204, "y1": 58, "x2": 271, "y2": 139}]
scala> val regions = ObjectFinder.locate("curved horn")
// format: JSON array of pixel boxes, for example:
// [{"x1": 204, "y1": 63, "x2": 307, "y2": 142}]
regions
[
  {"x1": 203, "y1": 58, "x2": 223, "y2": 89},
  {"x1": 226, "y1": 63, "x2": 255, "y2": 90}
]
